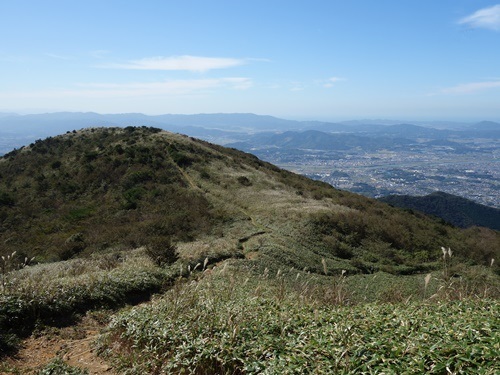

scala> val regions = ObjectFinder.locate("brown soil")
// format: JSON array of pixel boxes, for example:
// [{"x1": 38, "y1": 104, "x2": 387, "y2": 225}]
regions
[{"x1": 1, "y1": 313, "x2": 117, "y2": 375}]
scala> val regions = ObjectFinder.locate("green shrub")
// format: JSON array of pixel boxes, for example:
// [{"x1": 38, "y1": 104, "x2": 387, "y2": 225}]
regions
[
  {"x1": 237, "y1": 176, "x2": 252, "y2": 186},
  {"x1": 122, "y1": 170, "x2": 154, "y2": 189},
  {"x1": 0, "y1": 191, "x2": 15, "y2": 206},
  {"x1": 0, "y1": 333, "x2": 19, "y2": 355},
  {"x1": 37, "y1": 357, "x2": 88, "y2": 375},
  {"x1": 145, "y1": 237, "x2": 178, "y2": 267},
  {"x1": 0, "y1": 251, "x2": 169, "y2": 355},
  {"x1": 98, "y1": 268, "x2": 500, "y2": 375},
  {"x1": 51, "y1": 160, "x2": 62, "y2": 169}
]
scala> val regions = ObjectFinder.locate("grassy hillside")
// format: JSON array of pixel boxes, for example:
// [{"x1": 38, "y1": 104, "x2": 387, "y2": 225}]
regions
[
  {"x1": 97, "y1": 265, "x2": 500, "y2": 374},
  {"x1": 1, "y1": 126, "x2": 497, "y2": 270},
  {"x1": 0, "y1": 127, "x2": 219, "y2": 262},
  {"x1": 1, "y1": 127, "x2": 499, "y2": 372}
]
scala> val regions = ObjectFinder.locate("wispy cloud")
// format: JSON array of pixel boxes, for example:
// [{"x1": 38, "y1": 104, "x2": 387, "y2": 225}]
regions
[
  {"x1": 323, "y1": 76, "x2": 346, "y2": 88},
  {"x1": 101, "y1": 55, "x2": 247, "y2": 72},
  {"x1": 45, "y1": 53, "x2": 74, "y2": 60},
  {"x1": 289, "y1": 81, "x2": 305, "y2": 92},
  {"x1": 458, "y1": 4, "x2": 500, "y2": 31},
  {"x1": 0, "y1": 78, "x2": 253, "y2": 99},
  {"x1": 89, "y1": 50, "x2": 111, "y2": 59},
  {"x1": 439, "y1": 80, "x2": 500, "y2": 94}
]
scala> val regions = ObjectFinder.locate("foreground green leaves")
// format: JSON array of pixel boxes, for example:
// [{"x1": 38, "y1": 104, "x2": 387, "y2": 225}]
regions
[
  {"x1": 37, "y1": 357, "x2": 88, "y2": 375},
  {"x1": 98, "y1": 267, "x2": 500, "y2": 374}
]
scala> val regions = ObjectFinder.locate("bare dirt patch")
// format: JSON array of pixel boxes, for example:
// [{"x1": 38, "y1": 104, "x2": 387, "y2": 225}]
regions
[{"x1": 1, "y1": 313, "x2": 116, "y2": 375}]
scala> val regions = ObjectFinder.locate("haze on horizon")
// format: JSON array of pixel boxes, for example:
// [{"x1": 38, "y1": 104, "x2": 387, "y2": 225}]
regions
[{"x1": 1, "y1": 1, "x2": 500, "y2": 122}]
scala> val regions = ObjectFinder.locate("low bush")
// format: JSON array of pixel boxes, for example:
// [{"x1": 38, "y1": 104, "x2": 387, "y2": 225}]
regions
[
  {"x1": 37, "y1": 357, "x2": 88, "y2": 375},
  {"x1": 145, "y1": 236, "x2": 179, "y2": 267},
  {"x1": 98, "y1": 267, "x2": 500, "y2": 374},
  {"x1": 0, "y1": 251, "x2": 168, "y2": 356}
]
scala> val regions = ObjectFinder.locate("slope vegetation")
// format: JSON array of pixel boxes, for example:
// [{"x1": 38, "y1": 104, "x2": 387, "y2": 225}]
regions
[
  {"x1": 380, "y1": 191, "x2": 500, "y2": 230},
  {"x1": 1, "y1": 126, "x2": 498, "y2": 271},
  {"x1": 1, "y1": 127, "x2": 499, "y2": 373}
]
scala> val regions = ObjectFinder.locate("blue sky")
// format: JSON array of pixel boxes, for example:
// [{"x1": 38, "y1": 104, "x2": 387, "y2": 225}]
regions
[{"x1": 1, "y1": 0, "x2": 500, "y2": 121}]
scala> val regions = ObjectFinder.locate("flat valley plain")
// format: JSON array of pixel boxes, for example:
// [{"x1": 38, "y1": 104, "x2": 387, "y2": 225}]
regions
[{"x1": 258, "y1": 136, "x2": 499, "y2": 208}]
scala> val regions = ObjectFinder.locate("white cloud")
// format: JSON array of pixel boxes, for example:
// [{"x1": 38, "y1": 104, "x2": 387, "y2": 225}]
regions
[
  {"x1": 458, "y1": 4, "x2": 500, "y2": 31},
  {"x1": 439, "y1": 80, "x2": 500, "y2": 94},
  {"x1": 101, "y1": 55, "x2": 247, "y2": 72},
  {"x1": 323, "y1": 76, "x2": 346, "y2": 88},
  {"x1": 224, "y1": 77, "x2": 253, "y2": 90},
  {"x1": 45, "y1": 53, "x2": 74, "y2": 60}
]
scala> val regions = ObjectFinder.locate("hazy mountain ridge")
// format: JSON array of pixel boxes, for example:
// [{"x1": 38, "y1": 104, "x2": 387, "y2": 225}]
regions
[
  {"x1": 0, "y1": 112, "x2": 498, "y2": 139},
  {"x1": 228, "y1": 130, "x2": 414, "y2": 152},
  {"x1": 379, "y1": 192, "x2": 500, "y2": 230},
  {"x1": 469, "y1": 121, "x2": 500, "y2": 131},
  {"x1": 1, "y1": 112, "x2": 498, "y2": 157},
  {"x1": 1, "y1": 112, "x2": 497, "y2": 210}
]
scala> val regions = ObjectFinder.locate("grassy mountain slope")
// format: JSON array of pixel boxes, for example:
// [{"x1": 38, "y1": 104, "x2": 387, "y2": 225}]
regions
[
  {"x1": 1, "y1": 126, "x2": 498, "y2": 271},
  {"x1": 380, "y1": 191, "x2": 500, "y2": 230},
  {"x1": 1, "y1": 127, "x2": 499, "y2": 372},
  {"x1": 0, "y1": 127, "x2": 215, "y2": 261}
]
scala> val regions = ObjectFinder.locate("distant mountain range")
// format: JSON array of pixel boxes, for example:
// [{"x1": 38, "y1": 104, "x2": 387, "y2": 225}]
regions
[
  {"x1": 228, "y1": 130, "x2": 414, "y2": 152},
  {"x1": 469, "y1": 121, "x2": 500, "y2": 131},
  {"x1": 379, "y1": 192, "x2": 500, "y2": 230},
  {"x1": 0, "y1": 112, "x2": 498, "y2": 212},
  {"x1": 0, "y1": 112, "x2": 498, "y2": 142},
  {"x1": 0, "y1": 113, "x2": 497, "y2": 163}
]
